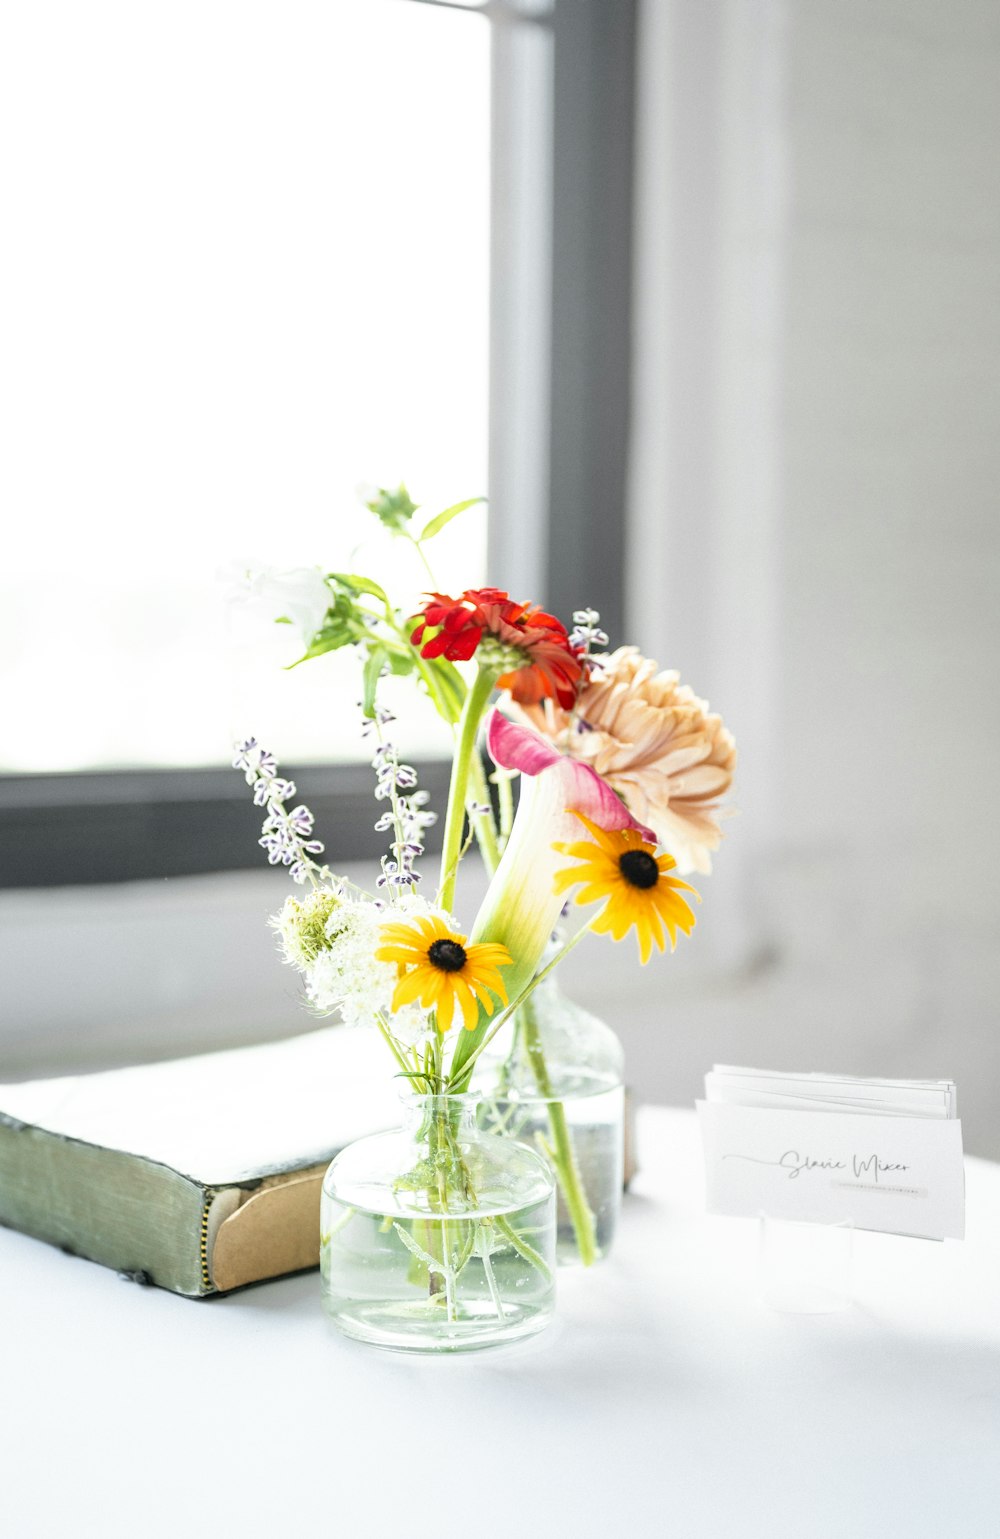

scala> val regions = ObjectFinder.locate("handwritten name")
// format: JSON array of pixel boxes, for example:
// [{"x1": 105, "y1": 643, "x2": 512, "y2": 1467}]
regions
[{"x1": 723, "y1": 1150, "x2": 911, "y2": 1183}]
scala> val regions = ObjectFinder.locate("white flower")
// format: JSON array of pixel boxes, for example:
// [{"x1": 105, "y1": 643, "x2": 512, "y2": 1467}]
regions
[
  {"x1": 226, "y1": 565, "x2": 331, "y2": 646},
  {"x1": 270, "y1": 889, "x2": 344, "y2": 970},
  {"x1": 303, "y1": 894, "x2": 458, "y2": 1048}
]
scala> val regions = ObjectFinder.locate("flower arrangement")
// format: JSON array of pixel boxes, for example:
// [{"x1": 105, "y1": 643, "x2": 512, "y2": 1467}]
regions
[{"x1": 233, "y1": 486, "x2": 735, "y2": 1282}]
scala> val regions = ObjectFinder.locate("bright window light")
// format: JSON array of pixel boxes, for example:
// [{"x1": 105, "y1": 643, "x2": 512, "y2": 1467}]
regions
[{"x1": 0, "y1": 0, "x2": 490, "y2": 771}]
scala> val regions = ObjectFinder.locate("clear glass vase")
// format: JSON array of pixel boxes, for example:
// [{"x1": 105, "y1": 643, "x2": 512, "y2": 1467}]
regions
[
  {"x1": 473, "y1": 975, "x2": 625, "y2": 1267},
  {"x1": 320, "y1": 1091, "x2": 556, "y2": 1352}
]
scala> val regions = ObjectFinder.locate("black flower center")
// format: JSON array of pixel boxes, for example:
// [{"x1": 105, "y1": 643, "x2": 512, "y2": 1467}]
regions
[
  {"x1": 619, "y1": 849, "x2": 660, "y2": 890},
  {"x1": 428, "y1": 938, "x2": 468, "y2": 973}
]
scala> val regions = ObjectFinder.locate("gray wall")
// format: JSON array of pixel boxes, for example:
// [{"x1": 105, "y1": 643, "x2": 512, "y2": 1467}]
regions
[{"x1": 626, "y1": 0, "x2": 1000, "y2": 1150}]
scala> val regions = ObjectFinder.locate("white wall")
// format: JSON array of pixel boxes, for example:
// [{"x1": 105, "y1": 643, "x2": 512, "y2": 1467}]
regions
[{"x1": 627, "y1": 0, "x2": 1000, "y2": 1151}]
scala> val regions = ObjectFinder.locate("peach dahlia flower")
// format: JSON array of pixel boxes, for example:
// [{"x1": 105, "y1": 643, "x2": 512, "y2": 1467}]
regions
[{"x1": 517, "y1": 646, "x2": 736, "y2": 874}]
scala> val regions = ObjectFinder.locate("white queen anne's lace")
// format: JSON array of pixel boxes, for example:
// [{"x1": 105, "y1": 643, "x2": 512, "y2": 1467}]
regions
[{"x1": 302, "y1": 894, "x2": 457, "y2": 1047}]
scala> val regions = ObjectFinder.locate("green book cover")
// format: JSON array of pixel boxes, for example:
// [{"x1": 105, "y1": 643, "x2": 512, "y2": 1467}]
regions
[{"x1": 0, "y1": 1029, "x2": 397, "y2": 1296}]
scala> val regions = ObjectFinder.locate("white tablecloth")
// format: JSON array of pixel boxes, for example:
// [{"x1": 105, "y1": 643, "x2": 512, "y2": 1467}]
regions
[{"x1": 2, "y1": 1107, "x2": 998, "y2": 1539}]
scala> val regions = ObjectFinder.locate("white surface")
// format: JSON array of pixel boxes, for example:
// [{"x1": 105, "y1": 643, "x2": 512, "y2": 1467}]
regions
[{"x1": 2, "y1": 1106, "x2": 998, "y2": 1539}]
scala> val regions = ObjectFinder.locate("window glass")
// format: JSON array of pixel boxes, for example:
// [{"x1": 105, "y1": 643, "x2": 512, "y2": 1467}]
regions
[{"x1": 0, "y1": 0, "x2": 490, "y2": 770}]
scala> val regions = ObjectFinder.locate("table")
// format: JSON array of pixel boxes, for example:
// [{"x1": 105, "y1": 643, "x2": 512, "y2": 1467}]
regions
[{"x1": 2, "y1": 1107, "x2": 998, "y2": 1538}]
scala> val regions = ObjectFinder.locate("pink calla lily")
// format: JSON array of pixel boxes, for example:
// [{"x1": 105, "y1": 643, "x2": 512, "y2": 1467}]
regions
[
  {"x1": 486, "y1": 711, "x2": 656, "y2": 840},
  {"x1": 469, "y1": 710, "x2": 656, "y2": 1008}
]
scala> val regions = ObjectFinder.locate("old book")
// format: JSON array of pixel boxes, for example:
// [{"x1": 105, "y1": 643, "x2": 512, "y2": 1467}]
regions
[
  {"x1": 0, "y1": 1029, "x2": 399, "y2": 1296},
  {"x1": 0, "y1": 1029, "x2": 639, "y2": 1297}
]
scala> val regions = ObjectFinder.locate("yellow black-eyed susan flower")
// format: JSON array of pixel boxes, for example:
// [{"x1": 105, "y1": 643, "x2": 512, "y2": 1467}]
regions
[
  {"x1": 375, "y1": 914, "x2": 512, "y2": 1033},
  {"x1": 552, "y1": 812, "x2": 700, "y2": 964}
]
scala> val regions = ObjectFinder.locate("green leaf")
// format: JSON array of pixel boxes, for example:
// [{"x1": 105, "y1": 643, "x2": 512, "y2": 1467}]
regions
[
  {"x1": 386, "y1": 647, "x2": 416, "y2": 678},
  {"x1": 364, "y1": 483, "x2": 419, "y2": 534},
  {"x1": 328, "y1": 572, "x2": 390, "y2": 608},
  {"x1": 392, "y1": 1222, "x2": 452, "y2": 1280},
  {"x1": 419, "y1": 497, "x2": 484, "y2": 542},
  {"x1": 285, "y1": 620, "x2": 355, "y2": 668},
  {"x1": 424, "y1": 657, "x2": 467, "y2": 723},
  {"x1": 362, "y1": 644, "x2": 389, "y2": 716}
]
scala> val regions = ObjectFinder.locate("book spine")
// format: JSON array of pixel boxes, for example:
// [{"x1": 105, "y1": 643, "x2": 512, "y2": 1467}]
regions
[{"x1": 0, "y1": 1116, "x2": 210, "y2": 1296}]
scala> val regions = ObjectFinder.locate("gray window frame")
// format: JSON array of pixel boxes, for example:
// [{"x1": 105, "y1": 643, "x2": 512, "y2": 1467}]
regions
[{"x1": 0, "y1": 0, "x2": 636, "y2": 888}]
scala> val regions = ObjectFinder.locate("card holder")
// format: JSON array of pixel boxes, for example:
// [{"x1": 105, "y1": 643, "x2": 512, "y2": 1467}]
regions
[
  {"x1": 757, "y1": 1213, "x2": 854, "y2": 1314},
  {"x1": 697, "y1": 1080, "x2": 964, "y2": 1242}
]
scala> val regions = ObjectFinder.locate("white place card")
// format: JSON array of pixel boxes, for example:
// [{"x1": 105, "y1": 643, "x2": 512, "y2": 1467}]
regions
[{"x1": 697, "y1": 1069, "x2": 965, "y2": 1240}]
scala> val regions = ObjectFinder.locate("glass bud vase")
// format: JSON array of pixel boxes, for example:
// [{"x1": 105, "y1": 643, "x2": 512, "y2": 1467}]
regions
[
  {"x1": 473, "y1": 975, "x2": 626, "y2": 1267},
  {"x1": 320, "y1": 1092, "x2": 556, "y2": 1353}
]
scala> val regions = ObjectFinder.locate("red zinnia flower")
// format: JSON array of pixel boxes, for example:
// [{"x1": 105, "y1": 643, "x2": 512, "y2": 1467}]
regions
[{"x1": 410, "y1": 587, "x2": 587, "y2": 709}]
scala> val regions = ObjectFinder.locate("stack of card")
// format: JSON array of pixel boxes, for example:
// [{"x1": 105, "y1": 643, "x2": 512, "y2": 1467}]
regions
[
  {"x1": 697, "y1": 1065, "x2": 964, "y2": 1240},
  {"x1": 704, "y1": 1065, "x2": 958, "y2": 1119}
]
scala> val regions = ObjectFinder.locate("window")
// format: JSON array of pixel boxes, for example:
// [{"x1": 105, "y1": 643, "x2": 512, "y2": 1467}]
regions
[
  {"x1": 1, "y1": 0, "x2": 493, "y2": 774},
  {"x1": 0, "y1": 0, "x2": 636, "y2": 885}
]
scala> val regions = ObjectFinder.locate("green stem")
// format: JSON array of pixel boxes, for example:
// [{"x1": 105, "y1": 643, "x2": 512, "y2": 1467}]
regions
[
  {"x1": 320, "y1": 1205, "x2": 356, "y2": 1249},
  {"x1": 374, "y1": 1011, "x2": 418, "y2": 1080},
  {"x1": 448, "y1": 917, "x2": 597, "y2": 1090},
  {"x1": 410, "y1": 534, "x2": 438, "y2": 587},
  {"x1": 438, "y1": 666, "x2": 497, "y2": 910},
  {"x1": 519, "y1": 994, "x2": 599, "y2": 1267},
  {"x1": 516, "y1": 997, "x2": 596, "y2": 1261},
  {"x1": 495, "y1": 768, "x2": 515, "y2": 850},
  {"x1": 428, "y1": 1103, "x2": 450, "y2": 1303},
  {"x1": 468, "y1": 753, "x2": 501, "y2": 874},
  {"x1": 494, "y1": 1213, "x2": 552, "y2": 1283},
  {"x1": 407, "y1": 639, "x2": 465, "y2": 727},
  {"x1": 479, "y1": 1231, "x2": 506, "y2": 1319}
]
